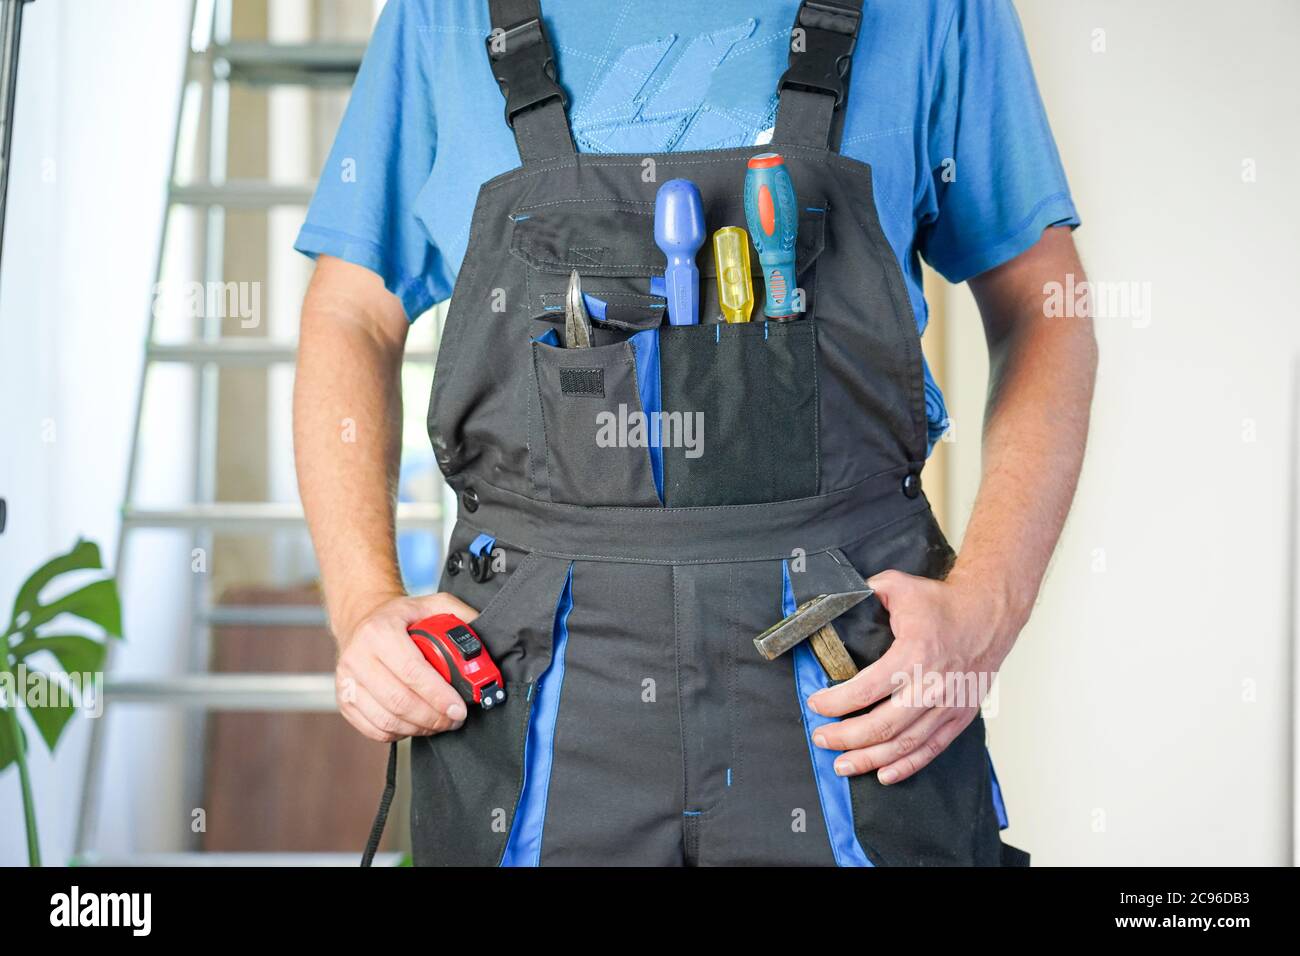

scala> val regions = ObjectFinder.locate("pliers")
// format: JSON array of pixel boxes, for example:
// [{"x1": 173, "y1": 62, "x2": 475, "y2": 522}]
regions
[{"x1": 565, "y1": 270, "x2": 593, "y2": 349}]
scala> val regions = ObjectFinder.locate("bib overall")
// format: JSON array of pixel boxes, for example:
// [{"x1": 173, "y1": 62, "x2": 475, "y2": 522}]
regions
[{"x1": 370, "y1": 0, "x2": 1026, "y2": 867}]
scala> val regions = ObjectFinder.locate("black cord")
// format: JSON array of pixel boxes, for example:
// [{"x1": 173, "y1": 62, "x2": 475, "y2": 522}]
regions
[{"x1": 360, "y1": 741, "x2": 398, "y2": 867}]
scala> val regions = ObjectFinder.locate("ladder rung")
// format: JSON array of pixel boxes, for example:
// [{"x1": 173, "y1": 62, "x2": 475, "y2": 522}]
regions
[
  {"x1": 105, "y1": 673, "x2": 336, "y2": 710},
  {"x1": 146, "y1": 341, "x2": 437, "y2": 365},
  {"x1": 170, "y1": 180, "x2": 314, "y2": 207},
  {"x1": 214, "y1": 42, "x2": 365, "y2": 87},
  {"x1": 72, "y1": 851, "x2": 400, "y2": 867},
  {"x1": 122, "y1": 502, "x2": 442, "y2": 532},
  {"x1": 206, "y1": 605, "x2": 328, "y2": 628}
]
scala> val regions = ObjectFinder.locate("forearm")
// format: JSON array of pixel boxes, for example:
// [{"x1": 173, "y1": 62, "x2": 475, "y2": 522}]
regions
[
  {"x1": 293, "y1": 258, "x2": 409, "y2": 641},
  {"x1": 950, "y1": 229, "x2": 1098, "y2": 637}
]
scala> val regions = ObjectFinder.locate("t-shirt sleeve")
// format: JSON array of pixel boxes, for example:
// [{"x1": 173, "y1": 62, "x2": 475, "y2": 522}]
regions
[
  {"x1": 293, "y1": 0, "x2": 446, "y2": 319},
  {"x1": 917, "y1": 0, "x2": 1080, "y2": 284}
]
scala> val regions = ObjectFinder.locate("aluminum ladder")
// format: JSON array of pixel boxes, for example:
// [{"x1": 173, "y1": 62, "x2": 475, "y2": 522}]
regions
[{"x1": 73, "y1": 0, "x2": 439, "y2": 866}]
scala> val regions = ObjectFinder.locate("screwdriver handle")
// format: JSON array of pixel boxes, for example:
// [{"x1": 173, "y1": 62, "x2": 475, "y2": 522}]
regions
[
  {"x1": 712, "y1": 226, "x2": 754, "y2": 323},
  {"x1": 744, "y1": 153, "x2": 799, "y2": 319},
  {"x1": 654, "y1": 179, "x2": 706, "y2": 326}
]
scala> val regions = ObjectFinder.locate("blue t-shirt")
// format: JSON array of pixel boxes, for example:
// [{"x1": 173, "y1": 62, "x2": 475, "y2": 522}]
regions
[{"x1": 295, "y1": 0, "x2": 1078, "y2": 447}]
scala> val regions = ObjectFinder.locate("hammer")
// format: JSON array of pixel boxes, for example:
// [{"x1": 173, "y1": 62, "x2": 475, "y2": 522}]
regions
[{"x1": 753, "y1": 590, "x2": 871, "y2": 681}]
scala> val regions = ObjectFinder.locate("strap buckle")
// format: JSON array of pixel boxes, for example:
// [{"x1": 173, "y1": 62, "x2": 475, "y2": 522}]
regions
[
  {"x1": 777, "y1": 1, "x2": 861, "y2": 108},
  {"x1": 485, "y1": 17, "x2": 568, "y2": 129}
]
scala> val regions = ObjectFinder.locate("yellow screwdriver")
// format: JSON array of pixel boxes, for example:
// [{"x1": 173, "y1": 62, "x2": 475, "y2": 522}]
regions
[{"x1": 712, "y1": 226, "x2": 754, "y2": 323}]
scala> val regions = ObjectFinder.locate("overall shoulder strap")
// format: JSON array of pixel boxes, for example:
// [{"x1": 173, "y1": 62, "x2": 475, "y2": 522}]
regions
[
  {"x1": 486, "y1": 0, "x2": 576, "y2": 164},
  {"x1": 772, "y1": 0, "x2": 864, "y2": 151}
]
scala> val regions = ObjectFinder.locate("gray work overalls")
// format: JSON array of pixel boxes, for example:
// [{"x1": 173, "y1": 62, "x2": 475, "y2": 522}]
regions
[{"x1": 368, "y1": 0, "x2": 1026, "y2": 867}]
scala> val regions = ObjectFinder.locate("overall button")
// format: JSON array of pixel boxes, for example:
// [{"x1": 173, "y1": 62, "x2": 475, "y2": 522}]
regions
[
  {"x1": 462, "y1": 487, "x2": 480, "y2": 512},
  {"x1": 901, "y1": 473, "x2": 921, "y2": 499},
  {"x1": 446, "y1": 552, "x2": 465, "y2": 576}
]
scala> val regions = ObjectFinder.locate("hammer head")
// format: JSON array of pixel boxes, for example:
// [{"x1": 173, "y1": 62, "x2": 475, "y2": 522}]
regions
[{"x1": 753, "y1": 590, "x2": 871, "y2": 661}]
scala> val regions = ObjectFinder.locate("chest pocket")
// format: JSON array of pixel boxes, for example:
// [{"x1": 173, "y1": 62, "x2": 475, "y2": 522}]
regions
[
  {"x1": 512, "y1": 198, "x2": 829, "y2": 508},
  {"x1": 510, "y1": 197, "x2": 826, "y2": 328}
]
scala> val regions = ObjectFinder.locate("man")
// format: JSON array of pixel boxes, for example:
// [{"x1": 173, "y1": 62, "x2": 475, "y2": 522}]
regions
[{"x1": 294, "y1": 0, "x2": 1095, "y2": 866}]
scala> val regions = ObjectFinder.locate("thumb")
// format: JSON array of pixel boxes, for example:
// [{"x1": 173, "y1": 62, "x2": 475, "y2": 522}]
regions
[{"x1": 865, "y1": 569, "x2": 915, "y2": 612}]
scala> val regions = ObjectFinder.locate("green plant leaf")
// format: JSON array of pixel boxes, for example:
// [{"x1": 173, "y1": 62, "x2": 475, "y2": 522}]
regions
[
  {"x1": 9, "y1": 634, "x2": 108, "y2": 676},
  {"x1": 25, "y1": 697, "x2": 77, "y2": 753},
  {"x1": 14, "y1": 579, "x2": 122, "y2": 640},
  {"x1": 8, "y1": 539, "x2": 102, "y2": 633}
]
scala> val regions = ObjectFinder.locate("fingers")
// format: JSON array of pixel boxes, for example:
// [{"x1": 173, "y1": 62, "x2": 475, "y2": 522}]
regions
[
  {"x1": 827, "y1": 708, "x2": 975, "y2": 783},
  {"x1": 807, "y1": 646, "x2": 906, "y2": 717},
  {"x1": 337, "y1": 679, "x2": 404, "y2": 743},
  {"x1": 348, "y1": 681, "x2": 429, "y2": 740},
  {"x1": 812, "y1": 694, "x2": 929, "y2": 753},
  {"x1": 372, "y1": 619, "x2": 468, "y2": 722},
  {"x1": 820, "y1": 704, "x2": 947, "y2": 776},
  {"x1": 874, "y1": 709, "x2": 972, "y2": 784},
  {"x1": 353, "y1": 646, "x2": 456, "y2": 732}
]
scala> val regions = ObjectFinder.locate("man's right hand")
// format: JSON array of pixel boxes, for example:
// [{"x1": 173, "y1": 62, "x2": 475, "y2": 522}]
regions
[{"x1": 335, "y1": 592, "x2": 482, "y2": 742}]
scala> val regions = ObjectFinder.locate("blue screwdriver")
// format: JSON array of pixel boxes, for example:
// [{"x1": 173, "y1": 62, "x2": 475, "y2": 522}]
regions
[
  {"x1": 744, "y1": 153, "x2": 799, "y2": 320},
  {"x1": 654, "y1": 179, "x2": 706, "y2": 325}
]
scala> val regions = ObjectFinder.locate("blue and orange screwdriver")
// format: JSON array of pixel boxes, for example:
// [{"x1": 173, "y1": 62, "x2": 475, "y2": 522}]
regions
[{"x1": 744, "y1": 153, "x2": 800, "y2": 320}]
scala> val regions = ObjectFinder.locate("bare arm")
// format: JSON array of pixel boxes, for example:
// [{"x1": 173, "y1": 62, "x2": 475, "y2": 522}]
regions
[
  {"x1": 808, "y1": 226, "x2": 1097, "y2": 781},
  {"x1": 294, "y1": 255, "x2": 476, "y2": 740},
  {"x1": 295, "y1": 256, "x2": 408, "y2": 627},
  {"x1": 952, "y1": 225, "x2": 1097, "y2": 623}
]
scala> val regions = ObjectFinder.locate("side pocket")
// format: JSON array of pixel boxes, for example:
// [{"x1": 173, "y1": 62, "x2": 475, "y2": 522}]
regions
[
  {"x1": 659, "y1": 319, "x2": 818, "y2": 507},
  {"x1": 782, "y1": 543, "x2": 1003, "y2": 866},
  {"x1": 528, "y1": 334, "x2": 662, "y2": 506},
  {"x1": 408, "y1": 554, "x2": 572, "y2": 866}
]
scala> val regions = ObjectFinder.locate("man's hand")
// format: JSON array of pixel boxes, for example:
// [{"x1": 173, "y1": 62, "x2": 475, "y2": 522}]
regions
[
  {"x1": 808, "y1": 226, "x2": 1097, "y2": 784},
  {"x1": 335, "y1": 591, "x2": 481, "y2": 743},
  {"x1": 807, "y1": 569, "x2": 1011, "y2": 783}
]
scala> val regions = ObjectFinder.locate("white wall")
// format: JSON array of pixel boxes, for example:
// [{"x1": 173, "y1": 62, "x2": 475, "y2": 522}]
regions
[
  {"x1": 0, "y1": 0, "x2": 191, "y2": 864},
  {"x1": 941, "y1": 0, "x2": 1300, "y2": 864}
]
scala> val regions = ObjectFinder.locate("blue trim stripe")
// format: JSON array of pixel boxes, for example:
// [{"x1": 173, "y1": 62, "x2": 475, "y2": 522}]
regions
[
  {"x1": 628, "y1": 328, "x2": 664, "y2": 502},
  {"x1": 988, "y1": 751, "x2": 1009, "y2": 830},
  {"x1": 500, "y1": 563, "x2": 575, "y2": 867},
  {"x1": 785, "y1": 561, "x2": 872, "y2": 868},
  {"x1": 581, "y1": 293, "x2": 606, "y2": 321}
]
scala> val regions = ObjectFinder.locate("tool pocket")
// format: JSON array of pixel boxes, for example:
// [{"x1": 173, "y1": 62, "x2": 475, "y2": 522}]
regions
[
  {"x1": 509, "y1": 198, "x2": 826, "y2": 335},
  {"x1": 658, "y1": 319, "x2": 819, "y2": 507},
  {"x1": 527, "y1": 333, "x2": 663, "y2": 506},
  {"x1": 511, "y1": 200, "x2": 667, "y2": 331},
  {"x1": 817, "y1": 515, "x2": 1008, "y2": 866},
  {"x1": 410, "y1": 550, "x2": 572, "y2": 866}
]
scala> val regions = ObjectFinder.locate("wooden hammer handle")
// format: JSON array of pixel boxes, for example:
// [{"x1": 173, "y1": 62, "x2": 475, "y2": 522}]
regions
[{"x1": 809, "y1": 623, "x2": 859, "y2": 681}]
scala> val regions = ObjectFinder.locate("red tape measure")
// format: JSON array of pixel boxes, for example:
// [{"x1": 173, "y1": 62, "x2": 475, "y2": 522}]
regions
[{"x1": 407, "y1": 614, "x2": 506, "y2": 710}]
